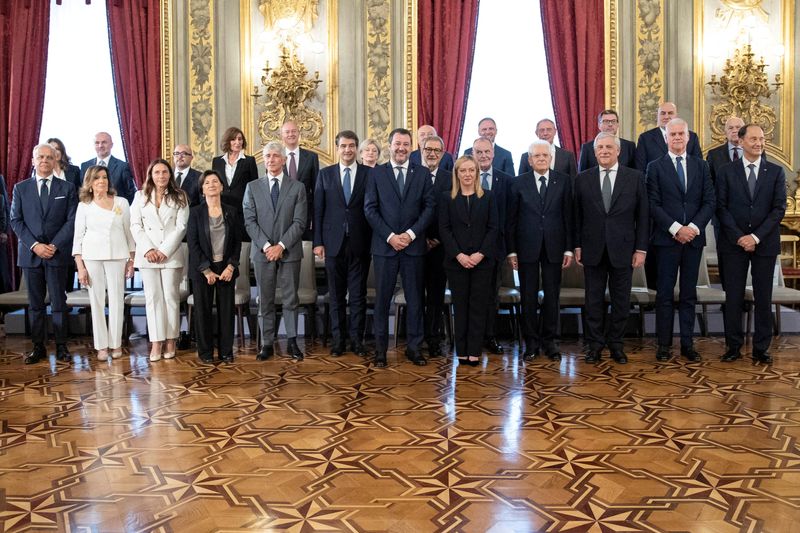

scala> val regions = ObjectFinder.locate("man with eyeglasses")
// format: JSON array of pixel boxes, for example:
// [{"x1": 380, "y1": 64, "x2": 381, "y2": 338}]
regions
[
  {"x1": 172, "y1": 144, "x2": 201, "y2": 207},
  {"x1": 577, "y1": 110, "x2": 636, "y2": 171},
  {"x1": 409, "y1": 125, "x2": 454, "y2": 172}
]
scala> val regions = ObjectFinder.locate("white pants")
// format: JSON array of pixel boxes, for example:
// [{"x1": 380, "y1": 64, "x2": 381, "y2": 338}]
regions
[
  {"x1": 85, "y1": 259, "x2": 127, "y2": 350},
  {"x1": 140, "y1": 268, "x2": 182, "y2": 342}
]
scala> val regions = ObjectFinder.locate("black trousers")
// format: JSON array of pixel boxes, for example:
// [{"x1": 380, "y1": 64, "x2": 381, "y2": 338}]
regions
[
  {"x1": 192, "y1": 262, "x2": 236, "y2": 359},
  {"x1": 373, "y1": 254, "x2": 424, "y2": 352},
  {"x1": 447, "y1": 264, "x2": 494, "y2": 357},
  {"x1": 423, "y1": 245, "x2": 447, "y2": 345},
  {"x1": 519, "y1": 257, "x2": 562, "y2": 351},
  {"x1": 655, "y1": 244, "x2": 702, "y2": 348},
  {"x1": 26, "y1": 264, "x2": 69, "y2": 345},
  {"x1": 325, "y1": 236, "x2": 369, "y2": 344},
  {"x1": 721, "y1": 250, "x2": 775, "y2": 352},
  {"x1": 583, "y1": 249, "x2": 633, "y2": 351}
]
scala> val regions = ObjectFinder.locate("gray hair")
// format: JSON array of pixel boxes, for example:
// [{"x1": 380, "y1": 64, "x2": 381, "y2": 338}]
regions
[
  {"x1": 262, "y1": 141, "x2": 285, "y2": 156},
  {"x1": 593, "y1": 132, "x2": 620, "y2": 149},
  {"x1": 32, "y1": 143, "x2": 56, "y2": 158},
  {"x1": 472, "y1": 136, "x2": 493, "y2": 148},
  {"x1": 421, "y1": 135, "x2": 445, "y2": 150},
  {"x1": 666, "y1": 118, "x2": 688, "y2": 133},
  {"x1": 528, "y1": 139, "x2": 550, "y2": 156}
]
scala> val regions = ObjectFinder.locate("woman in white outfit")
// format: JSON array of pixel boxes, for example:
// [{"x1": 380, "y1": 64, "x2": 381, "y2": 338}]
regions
[
  {"x1": 130, "y1": 159, "x2": 189, "y2": 361},
  {"x1": 72, "y1": 165, "x2": 136, "y2": 361}
]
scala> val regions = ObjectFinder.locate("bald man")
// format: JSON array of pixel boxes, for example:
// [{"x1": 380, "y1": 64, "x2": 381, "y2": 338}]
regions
[
  {"x1": 635, "y1": 102, "x2": 702, "y2": 171},
  {"x1": 79, "y1": 132, "x2": 137, "y2": 203},
  {"x1": 281, "y1": 120, "x2": 319, "y2": 241},
  {"x1": 409, "y1": 125, "x2": 454, "y2": 171},
  {"x1": 172, "y1": 144, "x2": 202, "y2": 207},
  {"x1": 706, "y1": 116, "x2": 746, "y2": 184}
]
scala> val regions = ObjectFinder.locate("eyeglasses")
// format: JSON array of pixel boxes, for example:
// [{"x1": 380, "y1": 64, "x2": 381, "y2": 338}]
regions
[
  {"x1": 173, "y1": 151, "x2": 193, "y2": 157},
  {"x1": 423, "y1": 147, "x2": 443, "y2": 154},
  {"x1": 600, "y1": 119, "x2": 619, "y2": 125}
]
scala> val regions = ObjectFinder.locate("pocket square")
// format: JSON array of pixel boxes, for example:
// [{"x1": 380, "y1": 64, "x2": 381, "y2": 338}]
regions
[{"x1": 54, "y1": 196, "x2": 66, "y2": 200}]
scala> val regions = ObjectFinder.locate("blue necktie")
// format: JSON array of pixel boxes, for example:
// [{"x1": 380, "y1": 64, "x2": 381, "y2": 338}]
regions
[
  {"x1": 395, "y1": 167, "x2": 405, "y2": 194},
  {"x1": 270, "y1": 178, "x2": 279, "y2": 209},
  {"x1": 40, "y1": 179, "x2": 49, "y2": 212},
  {"x1": 343, "y1": 167, "x2": 352, "y2": 204},
  {"x1": 481, "y1": 172, "x2": 490, "y2": 191},
  {"x1": 675, "y1": 156, "x2": 686, "y2": 193}
]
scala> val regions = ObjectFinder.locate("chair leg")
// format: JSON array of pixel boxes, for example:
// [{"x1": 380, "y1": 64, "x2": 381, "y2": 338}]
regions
[
  {"x1": 699, "y1": 304, "x2": 708, "y2": 337},
  {"x1": 393, "y1": 304, "x2": 400, "y2": 348},
  {"x1": 774, "y1": 303, "x2": 781, "y2": 336},
  {"x1": 308, "y1": 305, "x2": 317, "y2": 341},
  {"x1": 236, "y1": 306, "x2": 245, "y2": 347}
]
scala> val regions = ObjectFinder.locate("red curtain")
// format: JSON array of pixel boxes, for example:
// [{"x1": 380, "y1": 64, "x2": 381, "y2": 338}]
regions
[
  {"x1": 106, "y1": 0, "x2": 161, "y2": 187},
  {"x1": 417, "y1": 0, "x2": 480, "y2": 154},
  {"x1": 540, "y1": 0, "x2": 604, "y2": 156}
]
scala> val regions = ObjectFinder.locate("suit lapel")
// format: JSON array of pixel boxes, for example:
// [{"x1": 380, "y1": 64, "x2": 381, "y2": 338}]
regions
[
  {"x1": 543, "y1": 174, "x2": 557, "y2": 210},
  {"x1": 752, "y1": 160, "x2": 770, "y2": 200},
  {"x1": 202, "y1": 209, "x2": 211, "y2": 253},
  {"x1": 589, "y1": 168, "x2": 606, "y2": 214},
  {"x1": 350, "y1": 166, "x2": 366, "y2": 206},
  {"x1": 274, "y1": 177, "x2": 291, "y2": 216},
  {"x1": 385, "y1": 163, "x2": 402, "y2": 200},
  {"x1": 609, "y1": 169, "x2": 627, "y2": 210},
  {"x1": 665, "y1": 157, "x2": 684, "y2": 196}
]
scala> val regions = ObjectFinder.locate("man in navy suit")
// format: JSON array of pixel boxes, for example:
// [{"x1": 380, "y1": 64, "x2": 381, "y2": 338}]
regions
[
  {"x1": 80, "y1": 132, "x2": 136, "y2": 203},
  {"x1": 472, "y1": 136, "x2": 511, "y2": 355},
  {"x1": 463, "y1": 117, "x2": 515, "y2": 175},
  {"x1": 635, "y1": 102, "x2": 703, "y2": 171},
  {"x1": 313, "y1": 131, "x2": 372, "y2": 357},
  {"x1": 647, "y1": 118, "x2": 715, "y2": 362},
  {"x1": 717, "y1": 124, "x2": 786, "y2": 364},
  {"x1": 507, "y1": 140, "x2": 573, "y2": 361},
  {"x1": 281, "y1": 120, "x2": 320, "y2": 241},
  {"x1": 578, "y1": 110, "x2": 636, "y2": 171},
  {"x1": 409, "y1": 125, "x2": 454, "y2": 172},
  {"x1": 518, "y1": 119, "x2": 577, "y2": 177},
  {"x1": 172, "y1": 144, "x2": 202, "y2": 207},
  {"x1": 10, "y1": 145, "x2": 78, "y2": 364},
  {"x1": 364, "y1": 128, "x2": 436, "y2": 367}
]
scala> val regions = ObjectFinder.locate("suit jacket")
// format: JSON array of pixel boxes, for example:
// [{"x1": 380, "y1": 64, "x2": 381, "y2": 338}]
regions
[
  {"x1": 10, "y1": 177, "x2": 78, "y2": 268},
  {"x1": 574, "y1": 165, "x2": 649, "y2": 268},
  {"x1": 715, "y1": 158, "x2": 786, "y2": 257},
  {"x1": 72, "y1": 196, "x2": 136, "y2": 260},
  {"x1": 646, "y1": 153, "x2": 715, "y2": 248},
  {"x1": 80, "y1": 156, "x2": 137, "y2": 203},
  {"x1": 243, "y1": 175, "x2": 307, "y2": 263},
  {"x1": 64, "y1": 164, "x2": 82, "y2": 191},
  {"x1": 186, "y1": 203, "x2": 242, "y2": 279},
  {"x1": 364, "y1": 162, "x2": 436, "y2": 257},
  {"x1": 464, "y1": 143, "x2": 515, "y2": 175},
  {"x1": 480, "y1": 169, "x2": 511, "y2": 260},
  {"x1": 506, "y1": 170, "x2": 573, "y2": 263},
  {"x1": 177, "y1": 167, "x2": 202, "y2": 207},
  {"x1": 438, "y1": 190, "x2": 499, "y2": 270},
  {"x1": 427, "y1": 168, "x2": 453, "y2": 242},
  {"x1": 284, "y1": 147, "x2": 320, "y2": 239},
  {"x1": 313, "y1": 163, "x2": 372, "y2": 257},
  {"x1": 518, "y1": 146, "x2": 577, "y2": 176},
  {"x1": 129, "y1": 190, "x2": 190, "y2": 268},
  {"x1": 635, "y1": 127, "x2": 702, "y2": 171},
  {"x1": 705, "y1": 143, "x2": 750, "y2": 184},
  {"x1": 211, "y1": 154, "x2": 259, "y2": 211},
  {"x1": 409, "y1": 150, "x2": 455, "y2": 172},
  {"x1": 0, "y1": 174, "x2": 9, "y2": 233},
  {"x1": 578, "y1": 138, "x2": 636, "y2": 172}
]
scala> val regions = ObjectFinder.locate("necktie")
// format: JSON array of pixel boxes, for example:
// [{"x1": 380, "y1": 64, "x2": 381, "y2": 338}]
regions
[
  {"x1": 40, "y1": 179, "x2": 49, "y2": 211},
  {"x1": 176, "y1": 171, "x2": 183, "y2": 187},
  {"x1": 342, "y1": 167, "x2": 352, "y2": 204},
  {"x1": 732, "y1": 147, "x2": 740, "y2": 161},
  {"x1": 98, "y1": 159, "x2": 107, "y2": 167},
  {"x1": 539, "y1": 175, "x2": 547, "y2": 204},
  {"x1": 395, "y1": 166, "x2": 405, "y2": 194},
  {"x1": 675, "y1": 156, "x2": 686, "y2": 193},
  {"x1": 288, "y1": 152, "x2": 297, "y2": 180},
  {"x1": 602, "y1": 169, "x2": 612, "y2": 212},
  {"x1": 747, "y1": 163, "x2": 757, "y2": 197},
  {"x1": 481, "y1": 172, "x2": 490, "y2": 191},
  {"x1": 271, "y1": 178, "x2": 279, "y2": 209}
]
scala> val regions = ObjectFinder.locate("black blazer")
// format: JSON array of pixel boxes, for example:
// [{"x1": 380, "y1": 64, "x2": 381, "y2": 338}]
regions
[
  {"x1": 284, "y1": 147, "x2": 320, "y2": 239},
  {"x1": 211, "y1": 154, "x2": 259, "y2": 211},
  {"x1": 518, "y1": 146, "x2": 577, "y2": 176},
  {"x1": 64, "y1": 164, "x2": 82, "y2": 191},
  {"x1": 313, "y1": 162, "x2": 372, "y2": 257},
  {"x1": 578, "y1": 138, "x2": 636, "y2": 172},
  {"x1": 705, "y1": 143, "x2": 739, "y2": 184},
  {"x1": 481, "y1": 169, "x2": 511, "y2": 260},
  {"x1": 438, "y1": 190, "x2": 499, "y2": 270},
  {"x1": 80, "y1": 155, "x2": 137, "y2": 203},
  {"x1": 427, "y1": 168, "x2": 453, "y2": 242},
  {"x1": 186, "y1": 203, "x2": 242, "y2": 280},
  {"x1": 464, "y1": 143, "x2": 515, "y2": 175},
  {"x1": 177, "y1": 167, "x2": 202, "y2": 207},
  {"x1": 506, "y1": 170, "x2": 573, "y2": 263},
  {"x1": 574, "y1": 165, "x2": 649, "y2": 268},
  {"x1": 715, "y1": 158, "x2": 786, "y2": 257},
  {"x1": 409, "y1": 150, "x2": 454, "y2": 172},
  {"x1": 635, "y1": 127, "x2": 702, "y2": 171}
]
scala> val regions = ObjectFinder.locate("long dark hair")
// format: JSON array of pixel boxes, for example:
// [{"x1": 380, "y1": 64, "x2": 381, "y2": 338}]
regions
[
  {"x1": 142, "y1": 159, "x2": 188, "y2": 208},
  {"x1": 46, "y1": 137, "x2": 71, "y2": 167}
]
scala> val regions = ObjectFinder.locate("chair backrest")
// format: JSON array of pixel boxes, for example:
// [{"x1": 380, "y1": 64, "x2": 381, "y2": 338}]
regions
[
  {"x1": 775, "y1": 257, "x2": 785, "y2": 287},
  {"x1": 705, "y1": 223, "x2": 717, "y2": 253},
  {"x1": 179, "y1": 243, "x2": 190, "y2": 292},
  {"x1": 500, "y1": 261, "x2": 517, "y2": 288},
  {"x1": 697, "y1": 249, "x2": 711, "y2": 288},
  {"x1": 367, "y1": 261, "x2": 376, "y2": 289},
  {"x1": 561, "y1": 260, "x2": 584, "y2": 289},
  {"x1": 631, "y1": 265, "x2": 648, "y2": 289},
  {"x1": 299, "y1": 241, "x2": 316, "y2": 291},
  {"x1": 236, "y1": 242, "x2": 252, "y2": 292}
]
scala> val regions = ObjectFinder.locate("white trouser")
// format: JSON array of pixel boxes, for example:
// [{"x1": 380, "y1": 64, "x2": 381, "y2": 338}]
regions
[
  {"x1": 140, "y1": 268, "x2": 182, "y2": 342},
  {"x1": 84, "y1": 259, "x2": 127, "y2": 350}
]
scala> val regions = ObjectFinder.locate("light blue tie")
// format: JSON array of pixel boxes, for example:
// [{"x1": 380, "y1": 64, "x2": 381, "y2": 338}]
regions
[
  {"x1": 481, "y1": 172, "x2": 490, "y2": 190},
  {"x1": 395, "y1": 167, "x2": 405, "y2": 194},
  {"x1": 343, "y1": 167, "x2": 352, "y2": 204}
]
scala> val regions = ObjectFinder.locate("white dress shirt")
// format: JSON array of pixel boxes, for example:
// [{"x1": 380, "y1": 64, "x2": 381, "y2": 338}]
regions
[
  {"x1": 224, "y1": 151, "x2": 246, "y2": 185},
  {"x1": 667, "y1": 151, "x2": 700, "y2": 237},
  {"x1": 339, "y1": 162, "x2": 356, "y2": 196},
  {"x1": 387, "y1": 160, "x2": 416, "y2": 242}
]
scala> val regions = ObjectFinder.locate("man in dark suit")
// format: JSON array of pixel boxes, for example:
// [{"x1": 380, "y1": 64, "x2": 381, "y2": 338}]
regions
[
  {"x1": 507, "y1": 140, "x2": 573, "y2": 361},
  {"x1": 0, "y1": 174, "x2": 11, "y2": 293},
  {"x1": 716, "y1": 124, "x2": 786, "y2": 364},
  {"x1": 463, "y1": 117, "x2": 515, "y2": 175},
  {"x1": 578, "y1": 109, "x2": 637, "y2": 171},
  {"x1": 80, "y1": 132, "x2": 136, "y2": 203},
  {"x1": 409, "y1": 125, "x2": 454, "y2": 172},
  {"x1": 518, "y1": 119, "x2": 577, "y2": 176},
  {"x1": 419, "y1": 134, "x2": 453, "y2": 357},
  {"x1": 647, "y1": 118, "x2": 715, "y2": 362},
  {"x1": 472, "y1": 136, "x2": 511, "y2": 355},
  {"x1": 281, "y1": 120, "x2": 320, "y2": 241},
  {"x1": 364, "y1": 128, "x2": 436, "y2": 367},
  {"x1": 635, "y1": 102, "x2": 703, "y2": 171},
  {"x1": 574, "y1": 133, "x2": 649, "y2": 364},
  {"x1": 10, "y1": 144, "x2": 78, "y2": 363},
  {"x1": 172, "y1": 144, "x2": 202, "y2": 207},
  {"x1": 313, "y1": 131, "x2": 372, "y2": 357}
]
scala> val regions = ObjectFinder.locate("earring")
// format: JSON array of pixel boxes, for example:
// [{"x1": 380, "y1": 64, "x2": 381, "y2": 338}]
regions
[{"x1": 89, "y1": 188, "x2": 93, "y2": 193}]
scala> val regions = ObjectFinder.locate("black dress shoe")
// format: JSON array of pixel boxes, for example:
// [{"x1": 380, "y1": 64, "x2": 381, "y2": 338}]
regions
[
  {"x1": 427, "y1": 343, "x2": 443, "y2": 358},
  {"x1": 610, "y1": 350, "x2": 628, "y2": 364},
  {"x1": 656, "y1": 346, "x2": 671, "y2": 362},
  {"x1": 585, "y1": 350, "x2": 601, "y2": 363},
  {"x1": 374, "y1": 351, "x2": 387, "y2": 368},
  {"x1": 522, "y1": 348, "x2": 539, "y2": 362},
  {"x1": 199, "y1": 353, "x2": 214, "y2": 363},
  {"x1": 545, "y1": 348, "x2": 561, "y2": 361},
  {"x1": 56, "y1": 344, "x2": 71, "y2": 362},
  {"x1": 287, "y1": 338, "x2": 304, "y2": 360},
  {"x1": 680, "y1": 346, "x2": 701, "y2": 362},
  {"x1": 484, "y1": 337, "x2": 503, "y2": 354},
  {"x1": 721, "y1": 347, "x2": 742, "y2": 362},
  {"x1": 753, "y1": 350, "x2": 773, "y2": 364},
  {"x1": 330, "y1": 340, "x2": 345, "y2": 357},
  {"x1": 257, "y1": 345, "x2": 274, "y2": 361},
  {"x1": 350, "y1": 341, "x2": 368, "y2": 357},
  {"x1": 24, "y1": 344, "x2": 46, "y2": 365},
  {"x1": 406, "y1": 349, "x2": 427, "y2": 366},
  {"x1": 219, "y1": 354, "x2": 234, "y2": 363}
]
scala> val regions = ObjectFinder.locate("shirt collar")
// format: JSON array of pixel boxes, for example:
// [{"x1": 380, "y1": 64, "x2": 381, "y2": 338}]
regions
[
  {"x1": 534, "y1": 170, "x2": 550, "y2": 180},
  {"x1": 226, "y1": 151, "x2": 246, "y2": 164},
  {"x1": 743, "y1": 156, "x2": 761, "y2": 169},
  {"x1": 36, "y1": 174, "x2": 53, "y2": 181},
  {"x1": 668, "y1": 151, "x2": 687, "y2": 163},
  {"x1": 267, "y1": 172, "x2": 285, "y2": 183},
  {"x1": 391, "y1": 159, "x2": 409, "y2": 171},
  {"x1": 479, "y1": 167, "x2": 493, "y2": 178},
  {"x1": 339, "y1": 162, "x2": 356, "y2": 175},
  {"x1": 600, "y1": 162, "x2": 619, "y2": 173},
  {"x1": 97, "y1": 156, "x2": 110, "y2": 165}
]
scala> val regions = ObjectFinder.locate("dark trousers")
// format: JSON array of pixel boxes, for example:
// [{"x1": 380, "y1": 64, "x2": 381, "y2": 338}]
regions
[
  {"x1": 25, "y1": 264, "x2": 68, "y2": 344},
  {"x1": 192, "y1": 263, "x2": 236, "y2": 359},
  {"x1": 722, "y1": 251, "x2": 775, "y2": 352},
  {"x1": 519, "y1": 257, "x2": 562, "y2": 350},
  {"x1": 447, "y1": 264, "x2": 494, "y2": 357},
  {"x1": 423, "y1": 245, "x2": 447, "y2": 345},
  {"x1": 483, "y1": 261, "x2": 502, "y2": 338},
  {"x1": 584, "y1": 249, "x2": 633, "y2": 351},
  {"x1": 325, "y1": 237, "x2": 369, "y2": 344},
  {"x1": 655, "y1": 244, "x2": 702, "y2": 347},
  {"x1": 373, "y1": 253, "x2": 424, "y2": 352}
]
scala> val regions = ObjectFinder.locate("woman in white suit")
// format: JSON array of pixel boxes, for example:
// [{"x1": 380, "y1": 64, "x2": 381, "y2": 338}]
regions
[
  {"x1": 72, "y1": 165, "x2": 136, "y2": 361},
  {"x1": 130, "y1": 159, "x2": 189, "y2": 361}
]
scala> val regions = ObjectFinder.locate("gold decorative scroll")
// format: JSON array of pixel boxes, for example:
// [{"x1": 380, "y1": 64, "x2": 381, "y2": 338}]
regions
[
  {"x1": 365, "y1": 0, "x2": 392, "y2": 155},
  {"x1": 188, "y1": 0, "x2": 216, "y2": 170},
  {"x1": 604, "y1": 0, "x2": 618, "y2": 111},
  {"x1": 159, "y1": 0, "x2": 174, "y2": 159},
  {"x1": 635, "y1": 0, "x2": 665, "y2": 132},
  {"x1": 258, "y1": 0, "x2": 319, "y2": 32},
  {"x1": 404, "y1": 0, "x2": 417, "y2": 132}
]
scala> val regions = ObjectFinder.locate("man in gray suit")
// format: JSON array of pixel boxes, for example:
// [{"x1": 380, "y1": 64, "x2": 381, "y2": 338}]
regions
[{"x1": 243, "y1": 141, "x2": 307, "y2": 361}]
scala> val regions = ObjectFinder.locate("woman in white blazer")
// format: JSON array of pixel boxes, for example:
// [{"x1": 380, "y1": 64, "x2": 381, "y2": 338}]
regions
[
  {"x1": 130, "y1": 159, "x2": 189, "y2": 362},
  {"x1": 72, "y1": 165, "x2": 136, "y2": 361}
]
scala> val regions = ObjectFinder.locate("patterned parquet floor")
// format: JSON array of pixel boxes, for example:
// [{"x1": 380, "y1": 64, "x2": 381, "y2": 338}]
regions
[{"x1": 1, "y1": 334, "x2": 800, "y2": 532}]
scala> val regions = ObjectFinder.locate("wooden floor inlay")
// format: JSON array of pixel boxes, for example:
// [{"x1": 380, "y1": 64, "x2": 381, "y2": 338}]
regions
[{"x1": 1, "y1": 335, "x2": 800, "y2": 532}]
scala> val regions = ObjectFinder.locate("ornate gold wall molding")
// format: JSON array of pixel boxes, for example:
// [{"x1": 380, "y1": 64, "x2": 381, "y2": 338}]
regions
[
  {"x1": 635, "y1": 0, "x2": 664, "y2": 132},
  {"x1": 188, "y1": 0, "x2": 216, "y2": 170},
  {"x1": 604, "y1": 0, "x2": 618, "y2": 111},
  {"x1": 160, "y1": 0, "x2": 174, "y2": 159},
  {"x1": 365, "y1": 0, "x2": 392, "y2": 154},
  {"x1": 403, "y1": 0, "x2": 417, "y2": 133}
]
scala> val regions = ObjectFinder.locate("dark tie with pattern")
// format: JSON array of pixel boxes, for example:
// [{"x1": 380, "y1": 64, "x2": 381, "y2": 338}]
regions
[
  {"x1": 40, "y1": 178, "x2": 49, "y2": 211},
  {"x1": 98, "y1": 159, "x2": 106, "y2": 167},
  {"x1": 732, "y1": 147, "x2": 740, "y2": 161},
  {"x1": 539, "y1": 175, "x2": 547, "y2": 205},
  {"x1": 602, "y1": 169, "x2": 612, "y2": 212},
  {"x1": 675, "y1": 156, "x2": 686, "y2": 193},
  {"x1": 747, "y1": 163, "x2": 757, "y2": 197},
  {"x1": 271, "y1": 178, "x2": 279, "y2": 209},
  {"x1": 176, "y1": 171, "x2": 183, "y2": 187},
  {"x1": 395, "y1": 167, "x2": 405, "y2": 194},
  {"x1": 343, "y1": 167, "x2": 352, "y2": 204},
  {"x1": 288, "y1": 152, "x2": 297, "y2": 180}
]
